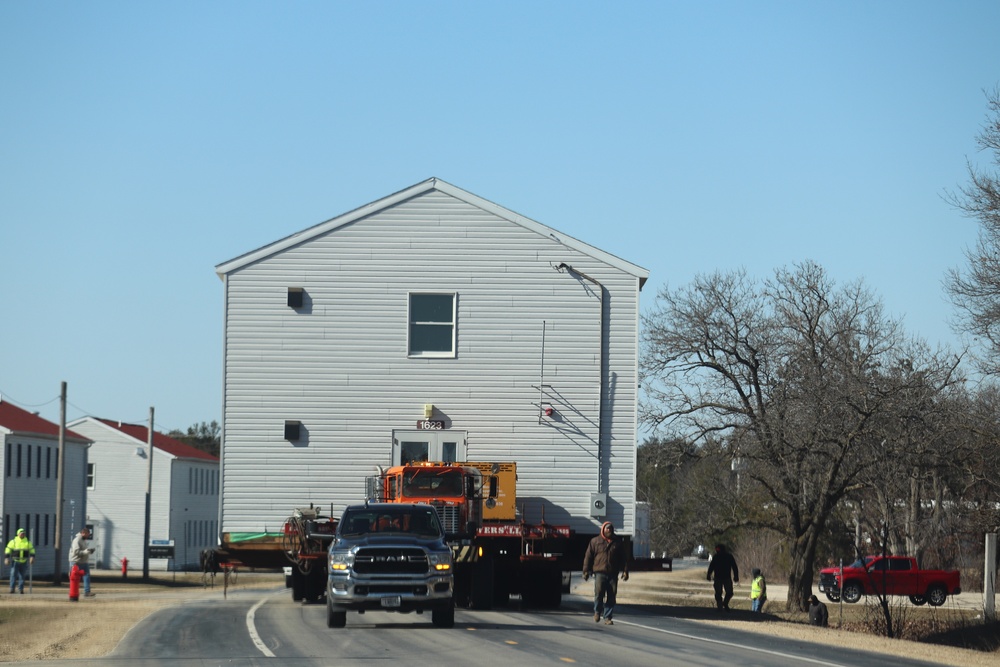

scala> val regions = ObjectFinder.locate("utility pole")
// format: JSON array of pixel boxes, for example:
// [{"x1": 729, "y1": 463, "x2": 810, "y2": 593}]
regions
[
  {"x1": 142, "y1": 406, "x2": 154, "y2": 581},
  {"x1": 52, "y1": 381, "x2": 67, "y2": 585}
]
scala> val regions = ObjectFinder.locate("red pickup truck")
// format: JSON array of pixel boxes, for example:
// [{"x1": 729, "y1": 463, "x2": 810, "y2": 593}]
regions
[{"x1": 818, "y1": 555, "x2": 961, "y2": 607}]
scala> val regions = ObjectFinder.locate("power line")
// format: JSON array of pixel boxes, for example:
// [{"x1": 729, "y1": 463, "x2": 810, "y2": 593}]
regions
[{"x1": 0, "y1": 388, "x2": 60, "y2": 409}]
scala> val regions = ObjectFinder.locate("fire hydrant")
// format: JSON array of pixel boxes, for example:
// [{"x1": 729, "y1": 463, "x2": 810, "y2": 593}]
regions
[
  {"x1": 69, "y1": 564, "x2": 83, "y2": 602},
  {"x1": 121, "y1": 557, "x2": 129, "y2": 579}
]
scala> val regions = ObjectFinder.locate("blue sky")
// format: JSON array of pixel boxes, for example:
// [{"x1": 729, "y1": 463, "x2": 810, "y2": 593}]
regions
[{"x1": 2, "y1": 1, "x2": 998, "y2": 434}]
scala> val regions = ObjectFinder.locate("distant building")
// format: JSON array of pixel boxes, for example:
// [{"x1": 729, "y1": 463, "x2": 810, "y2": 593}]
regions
[
  {"x1": 67, "y1": 417, "x2": 219, "y2": 571},
  {"x1": 0, "y1": 398, "x2": 90, "y2": 578}
]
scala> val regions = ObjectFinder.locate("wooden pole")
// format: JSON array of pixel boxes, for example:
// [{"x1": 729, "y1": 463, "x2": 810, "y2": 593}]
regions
[
  {"x1": 52, "y1": 381, "x2": 67, "y2": 585},
  {"x1": 142, "y1": 407, "x2": 154, "y2": 581}
]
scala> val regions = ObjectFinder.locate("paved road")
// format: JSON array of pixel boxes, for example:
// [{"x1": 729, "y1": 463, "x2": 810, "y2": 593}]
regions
[{"x1": 25, "y1": 585, "x2": 957, "y2": 667}]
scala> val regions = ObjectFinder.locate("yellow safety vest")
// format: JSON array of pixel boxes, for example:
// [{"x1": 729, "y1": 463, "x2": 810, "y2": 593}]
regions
[
  {"x1": 5, "y1": 536, "x2": 35, "y2": 563},
  {"x1": 751, "y1": 575, "x2": 766, "y2": 599}
]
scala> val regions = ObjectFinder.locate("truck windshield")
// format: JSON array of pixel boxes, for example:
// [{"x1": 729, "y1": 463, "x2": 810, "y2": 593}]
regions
[
  {"x1": 402, "y1": 470, "x2": 463, "y2": 498},
  {"x1": 340, "y1": 508, "x2": 443, "y2": 538}
]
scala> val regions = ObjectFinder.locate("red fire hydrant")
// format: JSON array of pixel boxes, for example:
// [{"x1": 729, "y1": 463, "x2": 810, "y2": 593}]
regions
[
  {"x1": 121, "y1": 557, "x2": 129, "y2": 579},
  {"x1": 69, "y1": 564, "x2": 83, "y2": 602}
]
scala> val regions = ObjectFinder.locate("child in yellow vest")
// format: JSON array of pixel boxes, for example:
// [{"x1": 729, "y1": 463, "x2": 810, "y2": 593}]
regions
[{"x1": 750, "y1": 568, "x2": 767, "y2": 612}]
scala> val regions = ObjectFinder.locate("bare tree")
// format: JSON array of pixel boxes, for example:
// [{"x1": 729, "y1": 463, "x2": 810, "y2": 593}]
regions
[
  {"x1": 637, "y1": 436, "x2": 733, "y2": 557},
  {"x1": 852, "y1": 344, "x2": 965, "y2": 562},
  {"x1": 946, "y1": 85, "x2": 1000, "y2": 375},
  {"x1": 640, "y1": 261, "x2": 959, "y2": 611}
]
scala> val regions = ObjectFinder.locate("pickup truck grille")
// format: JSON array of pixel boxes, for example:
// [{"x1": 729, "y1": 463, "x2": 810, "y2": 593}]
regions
[
  {"x1": 819, "y1": 572, "x2": 838, "y2": 591},
  {"x1": 353, "y1": 548, "x2": 428, "y2": 575}
]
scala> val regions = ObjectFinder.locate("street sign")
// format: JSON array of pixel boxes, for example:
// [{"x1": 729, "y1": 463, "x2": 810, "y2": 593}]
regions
[{"x1": 148, "y1": 539, "x2": 175, "y2": 559}]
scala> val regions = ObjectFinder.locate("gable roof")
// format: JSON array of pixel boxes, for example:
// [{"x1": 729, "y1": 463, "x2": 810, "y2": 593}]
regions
[
  {"x1": 94, "y1": 418, "x2": 218, "y2": 462},
  {"x1": 0, "y1": 399, "x2": 90, "y2": 443},
  {"x1": 215, "y1": 177, "x2": 648, "y2": 287}
]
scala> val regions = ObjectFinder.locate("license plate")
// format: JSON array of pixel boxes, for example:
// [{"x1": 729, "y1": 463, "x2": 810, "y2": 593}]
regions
[{"x1": 381, "y1": 596, "x2": 402, "y2": 608}]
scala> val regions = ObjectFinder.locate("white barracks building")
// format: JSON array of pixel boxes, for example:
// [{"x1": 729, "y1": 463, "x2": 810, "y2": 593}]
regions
[{"x1": 215, "y1": 179, "x2": 648, "y2": 543}]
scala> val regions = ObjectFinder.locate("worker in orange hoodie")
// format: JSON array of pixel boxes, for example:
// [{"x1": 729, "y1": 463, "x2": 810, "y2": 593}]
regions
[{"x1": 582, "y1": 521, "x2": 629, "y2": 625}]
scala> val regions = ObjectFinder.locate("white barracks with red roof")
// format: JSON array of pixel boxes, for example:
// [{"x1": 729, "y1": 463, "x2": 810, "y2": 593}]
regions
[
  {"x1": 0, "y1": 398, "x2": 90, "y2": 577},
  {"x1": 67, "y1": 417, "x2": 219, "y2": 571}
]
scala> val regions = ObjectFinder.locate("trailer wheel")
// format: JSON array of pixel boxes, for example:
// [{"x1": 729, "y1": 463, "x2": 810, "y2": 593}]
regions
[
  {"x1": 926, "y1": 585, "x2": 948, "y2": 607},
  {"x1": 521, "y1": 568, "x2": 562, "y2": 609},
  {"x1": 842, "y1": 582, "x2": 863, "y2": 604},
  {"x1": 909, "y1": 595, "x2": 927, "y2": 606},
  {"x1": 305, "y1": 566, "x2": 327, "y2": 604},
  {"x1": 327, "y1": 601, "x2": 346, "y2": 628},
  {"x1": 432, "y1": 601, "x2": 455, "y2": 628}
]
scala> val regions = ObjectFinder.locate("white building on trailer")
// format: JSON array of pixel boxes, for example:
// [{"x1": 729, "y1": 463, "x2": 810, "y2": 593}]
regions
[
  {"x1": 215, "y1": 178, "x2": 648, "y2": 542},
  {"x1": 67, "y1": 417, "x2": 219, "y2": 571},
  {"x1": 0, "y1": 398, "x2": 90, "y2": 578}
]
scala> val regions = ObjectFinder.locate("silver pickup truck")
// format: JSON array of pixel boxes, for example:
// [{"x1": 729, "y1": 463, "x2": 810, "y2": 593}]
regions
[{"x1": 326, "y1": 502, "x2": 455, "y2": 628}]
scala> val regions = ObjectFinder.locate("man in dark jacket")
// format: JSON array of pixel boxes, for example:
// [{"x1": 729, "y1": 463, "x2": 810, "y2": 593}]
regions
[
  {"x1": 582, "y1": 521, "x2": 629, "y2": 625},
  {"x1": 808, "y1": 595, "x2": 829, "y2": 627},
  {"x1": 706, "y1": 543, "x2": 739, "y2": 610}
]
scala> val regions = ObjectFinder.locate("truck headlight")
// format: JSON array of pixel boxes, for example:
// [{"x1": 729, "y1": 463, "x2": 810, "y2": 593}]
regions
[
  {"x1": 329, "y1": 552, "x2": 354, "y2": 571},
  {"x1": 428, "y1": 552, "x2": 452, "y2": 572}
]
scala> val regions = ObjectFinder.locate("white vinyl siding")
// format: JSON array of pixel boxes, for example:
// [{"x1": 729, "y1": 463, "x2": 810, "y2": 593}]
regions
[
  {"x1": 67, "y1": 418, "x2": 220, "y2": 571},
  {"x1": 218, "y1": 182, "x2": 646, "y2": 538}
]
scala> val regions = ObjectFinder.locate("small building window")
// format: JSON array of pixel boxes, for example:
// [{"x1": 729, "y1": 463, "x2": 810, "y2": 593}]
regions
[
  {"x1": 284, "y1": 421, "x2": 301, "y2": 441},
  {"x1": 87, "y1": 463, "x2": 96, "y2": 490},
  {"x1": 408, "y1": 293, "x2": 456, "y2": 357},
  {"x1": 287, "y1": 287, "x2": 304, "y2": 308}
]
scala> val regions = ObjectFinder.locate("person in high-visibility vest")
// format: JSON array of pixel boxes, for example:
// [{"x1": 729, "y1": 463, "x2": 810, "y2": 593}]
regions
[
  {"x1": 749, "y1": 567, "x2": 767, "y2": 612},
  {"x1": 5, "y1": 528, "x2": 36, "y2": 594}
]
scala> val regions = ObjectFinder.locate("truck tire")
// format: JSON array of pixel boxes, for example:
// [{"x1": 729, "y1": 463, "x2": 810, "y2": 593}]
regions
[
  {"x1": 470, "y1": 559, "x2": 495, "y2": 610},
  {"x1": 327, "y1": 601, "x2": 347, "y2": 628},
  {"x1": 926, "y1": 584, "x2": 948, "y2": 607},
  {"x1": 291, "y1": 569, "x2": 304, "y2": 602},
  {"x1": 521, "y1": 568, "x2": 562, "y2": 609},
  {"x1": 825, "y1": 591, "x2": 840, "y2": 603},
  {"x1": 842, "y1": 582, "x2": 863, "y2": 604},
  {"x1": 909, "y1": 595, "x2": 927, "y2": 606},
  {"x1": 432, "y1": 601, "x2": 455, "y2": 628},
  {"x1": 305, "y1": 566, "x2": 327, "y2": 603}
]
